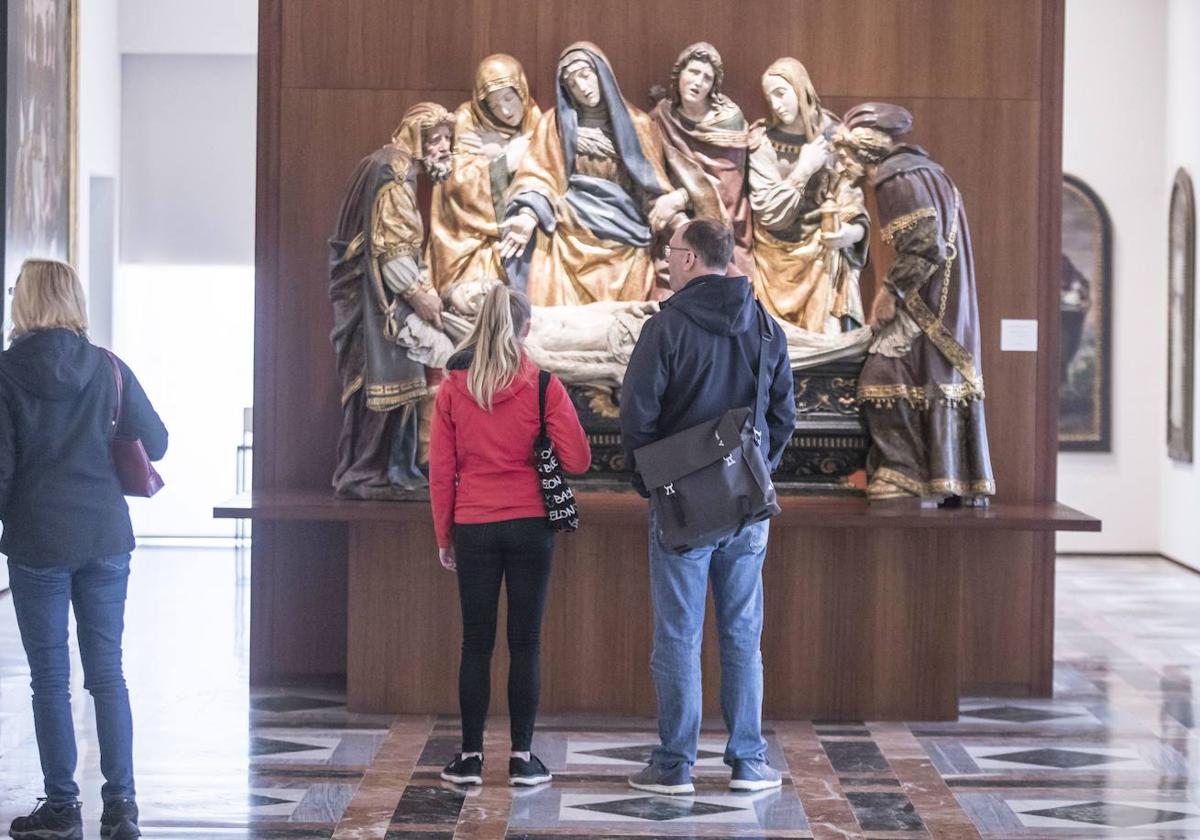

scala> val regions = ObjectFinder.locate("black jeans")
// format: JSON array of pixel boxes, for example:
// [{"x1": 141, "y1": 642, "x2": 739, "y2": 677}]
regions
[{"x1": 454, "y1": 517, "x2": 554, "y2": 753}]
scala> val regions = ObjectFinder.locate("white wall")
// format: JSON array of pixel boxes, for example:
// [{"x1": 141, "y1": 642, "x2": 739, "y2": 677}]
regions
[
  {"x1": 1160, "y1": 0, "x2": 1200, "y2": 572},
  {"x1": 111, "y1": 1, "x2": 258, "y2": 537},
  {"x1": 77, "y1": 0, "x2": 122, "y2": 336},
  {"x1": 119, "y1": 0, "x2": 257, "y2": 56},
  {"x1": 120, "y1": 55, "x2": 257, "y2": 265},
  {"x1": 1057, "y1": 0, "x2": 1168, "y2": 553}
]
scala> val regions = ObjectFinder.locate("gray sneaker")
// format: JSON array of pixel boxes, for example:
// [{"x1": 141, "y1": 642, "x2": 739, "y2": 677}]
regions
[
  {"x1": 628, "y1": 761, "x2": 695, "y2": 795},
  {"x1": 729, "y1": 758, "x2": 783, "y2": 791}
]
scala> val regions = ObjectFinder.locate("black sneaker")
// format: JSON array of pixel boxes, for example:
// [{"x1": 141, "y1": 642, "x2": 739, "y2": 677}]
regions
[
  {"x1": 440, "y1": 753, "x2": 483, "y2": 785},
  {"x1": 9, "y1": 799, "x2": 83, "y2": 840},
  {"x1": 100, "y1": 798, "x2": 141, "y2": 839},
  {"x1": 508, "y1": 754, "x2": 552, "y2": 786}
]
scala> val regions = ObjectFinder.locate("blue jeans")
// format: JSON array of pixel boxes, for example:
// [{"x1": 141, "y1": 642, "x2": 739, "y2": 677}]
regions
[
  {"x1": 648, "y1": 512, "x2": 770, "y2": 767},
  {"x1": 7, "y1": 554, "x2": 136, "y2": 805}
]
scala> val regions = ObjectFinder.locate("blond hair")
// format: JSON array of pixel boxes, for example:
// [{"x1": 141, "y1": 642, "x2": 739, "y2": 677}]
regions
[
  {"x1": 458, "y1": 284, "x2": 531, "y2": 411},
  {"x1": 9, "y1": 259, "x2": 89, "y2": 341}
]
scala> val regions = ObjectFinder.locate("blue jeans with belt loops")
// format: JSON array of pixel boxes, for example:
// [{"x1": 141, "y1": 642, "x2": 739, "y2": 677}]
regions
[
  {"x1": 647, "y1": 511, "x2": 770, "y2": 768},
  {"x1": 8, "y1": 553, "x2": 136, "y2": 805}
]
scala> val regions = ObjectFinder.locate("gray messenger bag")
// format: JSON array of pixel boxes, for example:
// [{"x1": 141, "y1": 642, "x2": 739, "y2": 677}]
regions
[{"x1": 633, "y1": 304, "x2": 781, "y2": 552}]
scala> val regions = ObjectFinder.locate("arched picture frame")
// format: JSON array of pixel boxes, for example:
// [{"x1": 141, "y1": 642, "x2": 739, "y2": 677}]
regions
[
  {"x1": 1059, "y1": 175, "x2": 1112, "y2": 451},
  {"x1": 1168, "y1": 167, "x2": 1196, "y2": 463}
]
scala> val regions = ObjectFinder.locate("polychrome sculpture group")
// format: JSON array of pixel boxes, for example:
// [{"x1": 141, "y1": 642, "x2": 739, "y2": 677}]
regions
[{"x1": 328, "y1": 43, "x2": 995, "y2": 506}]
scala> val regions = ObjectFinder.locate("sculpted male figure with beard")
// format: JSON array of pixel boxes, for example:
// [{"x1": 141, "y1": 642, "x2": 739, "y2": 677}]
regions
[
  {"x1": 833, "y1": 103, "x2": 994, "y2": 505},
  {"x1": 328, "y1": 103, "x2": 457, "y2": 500}
]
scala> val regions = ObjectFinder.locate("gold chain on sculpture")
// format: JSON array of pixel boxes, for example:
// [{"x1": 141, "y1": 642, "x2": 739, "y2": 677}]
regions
[{"x1": 936, "y1": 190, "x2": 962, "y2": 322}]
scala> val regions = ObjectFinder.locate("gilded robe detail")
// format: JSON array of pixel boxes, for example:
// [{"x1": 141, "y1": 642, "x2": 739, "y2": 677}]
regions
[
  {"x1": 428, "y1": 57, "x2": 542, "y2": 294},
  {"x1": 748, "y1": 121, "x2": 868, "y2": 333},
  {"x1": 505, "y1": 43, "x2": 673, "y2": 307}
]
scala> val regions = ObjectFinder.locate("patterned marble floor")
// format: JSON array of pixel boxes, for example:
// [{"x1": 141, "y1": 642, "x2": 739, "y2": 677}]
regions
[{"x1": 1, "y1": 551, "x2": 1199, "y2": 838}]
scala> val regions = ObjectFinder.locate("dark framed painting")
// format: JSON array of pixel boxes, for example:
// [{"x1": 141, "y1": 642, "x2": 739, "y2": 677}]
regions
[
  {"x1": 2, "y1": 0, "x2": 79, "y2": 335},
  {"x1": 1168, "y1": 168, "x2": 1196, "y2": 463},
  {"x1": 1058, "y1": 175, "x2": 1112, "y2": 451}
]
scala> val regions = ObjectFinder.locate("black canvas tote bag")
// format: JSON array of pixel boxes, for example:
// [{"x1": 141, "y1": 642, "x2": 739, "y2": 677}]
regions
[
  {"x1": 534, "y1": 370, "x2": 580, "y2": 532},
  {"x1": 633, "y1": 304, "x2": 781, "y2": 552}
]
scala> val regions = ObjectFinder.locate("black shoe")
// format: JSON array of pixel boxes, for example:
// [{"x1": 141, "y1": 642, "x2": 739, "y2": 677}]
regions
[
  {"x1": 509, "y1": 754, "x2": 552, "y2": 786},
  {"x1": 440, "y1": 753, "x2": 483, "y2": 785},
  {"x1": 100, "y1": 798, "x2": 140, "y2": 839},
  {"x1": 9, "y1": 799, "x2": 83, "y2": 840}
]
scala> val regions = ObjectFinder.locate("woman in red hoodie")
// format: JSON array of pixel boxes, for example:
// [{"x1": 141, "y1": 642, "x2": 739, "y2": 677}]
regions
[{"x1": 430, "y1": 285, "x2": 591, "y2": 787}]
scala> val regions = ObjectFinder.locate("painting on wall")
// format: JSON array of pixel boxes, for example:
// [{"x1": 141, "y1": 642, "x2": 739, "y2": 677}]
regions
[
  {"x1": 1167, "y1": 168, "x2": 1196, "y2": 463},
  {"x1": 3, "y1": 0, "x2": 78, "y2": 335},
  {"x1": 1059, "y1": 175, "x2": 1112, "y2": 452}
]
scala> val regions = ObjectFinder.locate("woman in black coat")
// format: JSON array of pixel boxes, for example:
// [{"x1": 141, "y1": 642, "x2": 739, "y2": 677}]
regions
[{"x1": 1, "y1": 259, "x2": 167, "y2": 840}]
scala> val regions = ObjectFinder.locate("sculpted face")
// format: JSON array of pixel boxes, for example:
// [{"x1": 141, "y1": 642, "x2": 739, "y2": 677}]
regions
[
  {"x1": 422, "y1": 123, "x2": 453, "y2": 182},
  {"x1": 484, "y1": 86, "x2": 524, "y2": 128},
  {"x1": 564, "y1": 62, "x2": 602, "y2": 108},
  {"x1": 836, "y1": 143, "x2": 866, "y2": 180},
  {"x1": 678, "y1": 58, "x2": 715, "y2": 112},
  {"x1": 764, "y1": 75, "x2": 799, "y2": 128}
]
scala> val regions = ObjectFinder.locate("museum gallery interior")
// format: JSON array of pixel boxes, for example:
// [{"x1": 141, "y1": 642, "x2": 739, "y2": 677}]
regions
[{"x1": 2, "y1": 1, "x2": 1200, "y2": 838}]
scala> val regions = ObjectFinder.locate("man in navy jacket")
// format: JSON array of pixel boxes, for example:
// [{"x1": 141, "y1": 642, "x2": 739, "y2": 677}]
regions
[{"x1": 620, "y1": 220, "x2": 795, "y2": 795}]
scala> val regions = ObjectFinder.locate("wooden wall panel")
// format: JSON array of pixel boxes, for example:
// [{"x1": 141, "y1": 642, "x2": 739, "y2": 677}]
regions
[
  {"x1": 250, "y1": 521, "x2": 349, "y2": 679},
  {"x1": 280, "y1": 0, "x2": 1041, "y2": 102},
  {"x1": 282, "y1": 0, "x2": 540, "y2": 92}
]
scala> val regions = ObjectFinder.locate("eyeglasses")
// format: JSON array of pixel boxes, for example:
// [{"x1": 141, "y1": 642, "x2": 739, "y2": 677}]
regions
[{"x1": 663, "y1": 244, "x2": 692, "y2": 258}]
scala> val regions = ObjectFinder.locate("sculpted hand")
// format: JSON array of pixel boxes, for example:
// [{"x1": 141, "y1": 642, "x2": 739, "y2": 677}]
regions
[
  {"x1": 648, "y1": 189, "x2": 688, "y2": 233},
  {"x1": 821, "y1": 223, "x2": 865, "y2": 251},
  {"x1": 499, "y1": 210, "x2": 537, "y2": 261},
  {"x1": 439, "y1": 546, "x2": 456, "y2": 571},
  {"x1": 407, "y1": 289, "x2": 444, "y2": 329},
  {"x1": 793, "y1": 137, "x2": 833, "y2": 184},
  {"x1": 872, "y1": 288, "x2": 897, "y2": 325},
  {"x1": 480, "y1": 142, "x2": 504, "y2": 160}
]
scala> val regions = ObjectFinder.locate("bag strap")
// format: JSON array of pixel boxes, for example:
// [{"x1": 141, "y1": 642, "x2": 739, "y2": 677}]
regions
[
  {"x1": 752, "y1": 303, "x2": 773, "y2": 437},
  {"x1": 537, "y1": 369, "x2": 550, "y2": 438},
  {"x1": 102, "y1": 349, "x2": 124, "y2": 431}
]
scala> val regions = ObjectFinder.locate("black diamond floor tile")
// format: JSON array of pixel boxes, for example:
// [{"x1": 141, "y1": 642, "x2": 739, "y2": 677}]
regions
[
  {"x1": 982, "y1": 747, "x2": 1134, "y2": 769},
  {"x1": 961, "y1": 705, "x2": 1082, "y2": 724},
  {"x1": 1021, "y1": 800, "x2": 1193, "y2": 828},
  {"x1": 575, "y1": 745, "x2": 722, "y2": 763},
  {"x1": 568, "y1": 796, "x2": 745, "y2": 822}
]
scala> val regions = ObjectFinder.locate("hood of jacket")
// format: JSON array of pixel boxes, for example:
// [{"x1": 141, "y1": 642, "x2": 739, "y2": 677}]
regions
[
  {"x1": 0, "y1": 328, "x2": 102, "y2": 401},
  {"x1": 444, "y1": 347, "x2": 538, "y2": 406},
  {"x1": 661, "y1": 274, "x2": 757, "y2": 337}
]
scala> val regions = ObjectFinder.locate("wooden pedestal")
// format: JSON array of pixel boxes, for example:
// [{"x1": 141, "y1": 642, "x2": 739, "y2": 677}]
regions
[{"x1": 218, "y1": 492, "x2": 1097, "y2": 721}]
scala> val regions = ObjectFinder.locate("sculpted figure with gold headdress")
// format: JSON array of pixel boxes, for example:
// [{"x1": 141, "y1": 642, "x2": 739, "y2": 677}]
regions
[
  {"x1": 650, "y1": 42, "x2": 754, "y2": 278},
  {"x1": 327, "y1": 103, "x2": 457, "y2": 499},
  {"x1": 428, "y1": 54, "x2": 541, "y2": 296},
  {"x1": 749, "y1": 58, "x2": 868, "y2": 333},
  {"x1": 498, "y1": 42, "x2": 678, "y2": 306}
]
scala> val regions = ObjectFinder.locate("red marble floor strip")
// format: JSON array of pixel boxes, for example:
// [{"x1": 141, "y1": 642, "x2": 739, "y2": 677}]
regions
[
  {"x1": 871, "y1": 722, "x2": 981, "y2": 840},
  {"x1": 452, "y1": 716, "x2": 516, "y2": 839},
  {"x1": 774, "y1": 720, "x2": 868, "y2": 840},
  {"x1": 334, "y1": 715, "x2": 437, "y2": 840}
]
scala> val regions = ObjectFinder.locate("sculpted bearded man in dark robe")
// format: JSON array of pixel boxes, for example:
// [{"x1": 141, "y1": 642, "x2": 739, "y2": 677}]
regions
[
  {"x1": 328, "y1": 103, "x2": 456, "y2": 499},
  {"x1": 833, "y1": 103, "x2": 995, "y2": 505}
]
